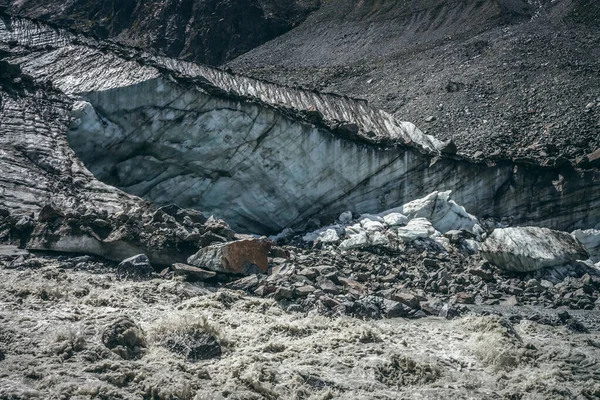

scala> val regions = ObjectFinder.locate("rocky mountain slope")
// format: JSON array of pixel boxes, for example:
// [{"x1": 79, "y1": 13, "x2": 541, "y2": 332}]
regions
[
  {"x1": 229, "y1": 0, "x2": 600, "y2": 163},
  {"x1": 0, "y1": 0, "x2": 319, "y2": 65},
  {"x1": 2, "y1": 12, "x2": 599, "y2": 235}
]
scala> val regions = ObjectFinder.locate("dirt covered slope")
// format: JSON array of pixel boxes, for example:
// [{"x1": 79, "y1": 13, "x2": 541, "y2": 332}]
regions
[{"x1": 229, "y1": 0, "x2": 600, "y2": 163}]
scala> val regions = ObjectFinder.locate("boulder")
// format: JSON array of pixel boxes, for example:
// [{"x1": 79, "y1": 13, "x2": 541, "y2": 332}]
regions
[
  {"x1": 480, "y1": 227, "x2": 589, "y2": 272},
  {"x1": 117, "y1": 254, "x2": 154, "y2": 280},
  {"x1": 187, "y1": 238, "x2": 272, "y2": 275}
]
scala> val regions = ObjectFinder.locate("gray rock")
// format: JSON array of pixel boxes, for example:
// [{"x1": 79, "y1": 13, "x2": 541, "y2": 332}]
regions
[
  {"x1": 172, "y1": 263, "x2": 217, "y2": 280},
  {"x1": 481, "y1": 227, "x2": 589, "y2": 272},
  {"x1": 295, "y1": 285, "x2": 316, "y2": 297}
]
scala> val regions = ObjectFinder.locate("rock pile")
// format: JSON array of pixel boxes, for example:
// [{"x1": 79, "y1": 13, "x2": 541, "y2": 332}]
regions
[{"x1": 213, "y1": 192, "x2": 600, "y2": 320}]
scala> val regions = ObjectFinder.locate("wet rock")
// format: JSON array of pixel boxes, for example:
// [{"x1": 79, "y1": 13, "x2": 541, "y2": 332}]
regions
[
  {"x1": 102, "y1": 317, "x2": 147, "y2": 360},
  {"x1": 164, "y1": 331, "x2": 221, "y2": 362},
  {"x1": 117, "y1": 254, "x2": 154, "y2": 280},
  {"x1": 187, "y1": 238, "x2": 272, "y2": 275},
  {"x1": 382, "y1": 299, "x2": 411, "y2": 318},
  {"x1": 349, "y1": 296, "x2": 382, "y2": 319},
  {"x1": 481, "y1": 227, "x2": 589, "y2": 272},
  {"x1": 172, "y1": 263, "x2": 217, "y2": 281}
]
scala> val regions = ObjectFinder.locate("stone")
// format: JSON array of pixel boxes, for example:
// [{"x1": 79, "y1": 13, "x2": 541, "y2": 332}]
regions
[
  {"x1": 453, "y1": 292, "x2": 475, "y2": 304},
  {"x1": 391, "y1": 292, "x2": 420, "y2": 309},
  {"x1": 481, "y1": 227, "x2": 589, "y2": 272},
  {"x1": 317, "y1": 276, "x2": 340, "y2": 295},
  {"x1": 382, "y1": 299, "x2": 411, "y2": 318},
  {"x1": 423, "y1": 258, "x2": 438, "y2": 268},
  {"x1": 172, "y1": 263, "x2": 217, "y2": 280},
  {"x1": 227, "y1": 275, "x2": 260, "y2": 291},
  {"x1": 102, "y1": 317, "x2": 147, "y2": 360},
  {"x1": 297, "y1": 268, "x2": 318, "y2": 280},
  {"x1": 164, "y1": 331, "x2": 221, "y2": 362},
  {"x1": 187, "y1": 238, "x2": 272, "y2": 275},
  {"x1": 424, "y1": 115, "x2": 436, "y2": 123},
  {"x1": 295, "y1": 285, "x2": 316, "y2": 297},
  {"x1": 117, "y1": 254, "x2": 154, "y2": 280}
]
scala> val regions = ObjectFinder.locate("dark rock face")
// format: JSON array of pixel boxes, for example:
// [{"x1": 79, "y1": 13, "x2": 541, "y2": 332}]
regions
[{"x1": 1, "y1": 0, "x2": 319, "y2": 65}]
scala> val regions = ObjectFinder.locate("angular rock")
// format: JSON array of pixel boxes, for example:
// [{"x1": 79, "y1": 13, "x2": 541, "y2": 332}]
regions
[
  {"x1": 117, "y1": 254, "x2": 154, "y2": 280},
  {"x1": 382, "y1": 299, "x2": 411, "y2": 318},
  {"x1": 187, "y1": 238, "x2": 271, "y2": 275},
  {"x1": 172, "y1": 263, "x2": 217, "y2": 280},
  {"x1": 295, "y1": 285, "x2": 316, "y2": 297},
  {"x1": 481, "y1": 227, "x2": 589, "y2": 272}
]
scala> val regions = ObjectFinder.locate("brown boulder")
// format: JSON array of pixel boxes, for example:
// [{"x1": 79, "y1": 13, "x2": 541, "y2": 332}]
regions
[{"x1": 187, "y1": 238, "x2": 272, "y2": 275}]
